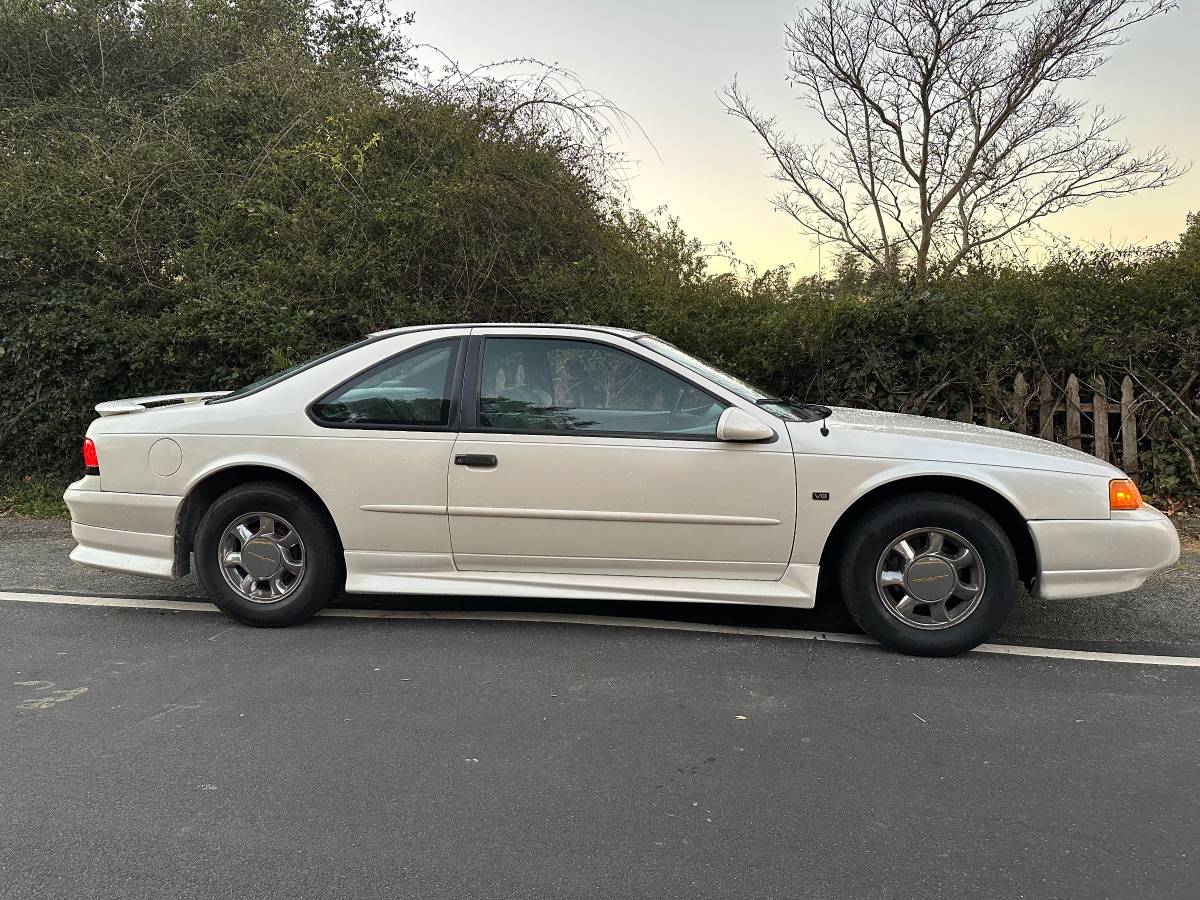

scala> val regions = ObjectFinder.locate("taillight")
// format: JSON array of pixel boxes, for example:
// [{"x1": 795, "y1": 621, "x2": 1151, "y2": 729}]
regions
[
  {"x1": 1109, "y1": 478, "x2": 1142, "y2": 511},
  {"x1": 82, "y1": 437, "x2": 100, "y2": 475}
]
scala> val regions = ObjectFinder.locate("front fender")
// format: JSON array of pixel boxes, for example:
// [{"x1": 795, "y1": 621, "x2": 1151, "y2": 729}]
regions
[{"x1": 790, "y1": 454, "x2": 1110, "y2": 566}]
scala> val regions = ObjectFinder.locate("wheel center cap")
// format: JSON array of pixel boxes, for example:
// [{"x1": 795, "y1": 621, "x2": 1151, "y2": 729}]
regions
[
  {"x1": 242, "y1": 538, "x2": 281, "y2": 579},
  {"x1": 904, "y1": 557, "x2": 955, "y2": 603}
]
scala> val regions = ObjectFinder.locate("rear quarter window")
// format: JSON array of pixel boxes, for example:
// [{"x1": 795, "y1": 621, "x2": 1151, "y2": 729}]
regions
[{"x1": 310, "y1": 340, "x2": 461, "y2": 429}]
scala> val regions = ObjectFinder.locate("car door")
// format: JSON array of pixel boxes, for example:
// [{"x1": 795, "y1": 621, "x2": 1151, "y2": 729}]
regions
[
  {"x1": 447, "y1": 330, "x2": 797, "y2": 580},
  {"x1": 305, "y1": 336, "x2": 465, "y2": 571}
]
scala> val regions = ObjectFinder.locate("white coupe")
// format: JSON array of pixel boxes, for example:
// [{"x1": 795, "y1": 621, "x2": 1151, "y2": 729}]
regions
[{"x1": 64, "y1": 323, "x2": 1180, "y2": 655}]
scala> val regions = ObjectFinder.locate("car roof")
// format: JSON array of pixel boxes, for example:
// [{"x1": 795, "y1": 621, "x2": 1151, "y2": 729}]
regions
[{"x1": 367, "y1": 323, "x2": 649, "y2": 340}]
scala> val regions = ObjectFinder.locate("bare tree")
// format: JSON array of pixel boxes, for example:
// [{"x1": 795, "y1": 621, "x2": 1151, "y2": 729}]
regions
[{"x1": 724, "y1": 0, "x2": 1185, "y2": 282}]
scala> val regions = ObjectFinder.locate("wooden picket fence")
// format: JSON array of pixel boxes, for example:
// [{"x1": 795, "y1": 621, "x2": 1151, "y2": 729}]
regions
[{"x1": 947, "y1": 373, "x2": 1147, "y2": 480}]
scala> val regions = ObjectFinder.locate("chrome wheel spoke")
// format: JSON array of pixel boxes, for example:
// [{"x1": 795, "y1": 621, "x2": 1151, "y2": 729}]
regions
[
  {"x1": 880, "y1": 569, "x2": 905, "y2": 587},
  {"x1": 895, "y1": 540, "x2": 916, "y2": 564},
  {"x1": 257, "y1": 514, "x2": 276, "y2": 536},
  {"x1": 954, "y1": 582, "x2": 981, "y2": 601},
  {"x1": 925, "y1": 532, "x2": 945, "y2": 555},
  {"x1": 894, "y1": 594, "x2": 919, "y2": 616},
  {"x1": 949, "y1": 547, "x2": 975, "y2": 569},
  {"x1": 239, "y1": 573, "x2": 257, "y2": 595},
  {"x1": 928, "y1": 600, "x2": 951, "y2": 624},
  {"x1": 235, "y1": 524, "x2": 255, "y2": 545},
  {"x1": 223, "y1": 551, "x2": 242, "y2": 568},
  {"x1": 279, "y1": 554, "x2": 303, "y2": 575},
  {"x1": 277, "y1": 530, "x2": 301, "y2": 551}
]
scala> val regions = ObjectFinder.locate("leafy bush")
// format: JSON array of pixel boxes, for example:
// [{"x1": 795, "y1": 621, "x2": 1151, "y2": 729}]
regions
[
  {"x1": 614, "y1": 220, "x2": 1200, "y2": 496},
  {"x1": 1, "y1": 0, "x2": 1197, "y2": 498}
]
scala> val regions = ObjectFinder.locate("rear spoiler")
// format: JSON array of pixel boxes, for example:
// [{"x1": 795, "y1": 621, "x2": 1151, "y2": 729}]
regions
[{"x1": 95, "y1": 391, "x2": 232, "y2": 417}]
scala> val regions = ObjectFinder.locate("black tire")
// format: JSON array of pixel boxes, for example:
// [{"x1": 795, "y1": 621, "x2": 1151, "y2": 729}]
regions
[
  {"x1": 194, "y1": 480, "x2": 342, "y2": 627},
  {"x1": 837, "y1": 492, "x2": 1018, "y2": 656}
]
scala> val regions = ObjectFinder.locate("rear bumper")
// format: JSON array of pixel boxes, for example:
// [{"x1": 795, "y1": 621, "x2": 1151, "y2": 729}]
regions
[
  {"x1": 63, "y1": 478, "x2": 182, "y2": 580},
  {"x1": 1030, "y1": 505, "x2": 1181, "y2": 600}
]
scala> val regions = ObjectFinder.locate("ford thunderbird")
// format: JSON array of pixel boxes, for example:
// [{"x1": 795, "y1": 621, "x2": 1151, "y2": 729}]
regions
[{"x1": 64, "y1": 324, "x2": 1180, "y2": 655}]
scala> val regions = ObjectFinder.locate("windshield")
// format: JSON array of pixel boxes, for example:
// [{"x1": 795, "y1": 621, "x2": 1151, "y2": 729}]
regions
[
  {"x1": 637, "y1": 337, "x2": 812, "y2": 422},
  {"x1": 211, "y1": 338, "x2": 375, "y2": 403},
  {"x1": 638, "y1": 338, "x2": 771, "y2": 400}
]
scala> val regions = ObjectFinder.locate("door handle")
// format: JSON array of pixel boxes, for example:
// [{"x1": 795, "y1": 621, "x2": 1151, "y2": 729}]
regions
[{"x1": 454, "y1": 454, "x2": 498, "y2": 468}]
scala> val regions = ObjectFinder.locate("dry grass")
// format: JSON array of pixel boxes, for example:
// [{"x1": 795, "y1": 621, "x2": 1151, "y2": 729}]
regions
[{"x1": 0, "y1": 476, "x2": 69, "y2": 518}]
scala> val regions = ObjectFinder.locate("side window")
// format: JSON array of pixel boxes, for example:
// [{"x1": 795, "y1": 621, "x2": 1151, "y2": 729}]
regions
[
  {"x1": 312, "y1": 339, "x2": 460, "y2": 428},
  {"x1": 478, "y1": 338, "x2": 726, "y2": 437}
]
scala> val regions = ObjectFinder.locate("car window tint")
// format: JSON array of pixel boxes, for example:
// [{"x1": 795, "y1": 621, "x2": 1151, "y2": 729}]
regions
[
  {"x1": 312, "y1": 340, "x2": 459, "y2": 428},
  {"x1": 478, "y1": 338, "x2": 725, "y2": 436}
]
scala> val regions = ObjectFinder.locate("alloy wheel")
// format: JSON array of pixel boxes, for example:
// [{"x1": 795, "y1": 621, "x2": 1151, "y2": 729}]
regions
[
  {"x1": 218, "y1": 512, "x2": 306, "y2": 603},
  {"x1": 874, "y1": 527, "x2": 986, "y2": 630}
]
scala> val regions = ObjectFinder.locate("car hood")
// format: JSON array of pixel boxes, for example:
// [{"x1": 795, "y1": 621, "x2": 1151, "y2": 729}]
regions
[{"x1": 787, "y1": 406, "x2": 1125, "y2": 478}]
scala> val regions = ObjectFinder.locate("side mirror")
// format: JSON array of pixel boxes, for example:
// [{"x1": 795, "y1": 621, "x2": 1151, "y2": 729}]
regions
[{"x1": 716, "y1": 407, "x2": 776, "y2": 442}]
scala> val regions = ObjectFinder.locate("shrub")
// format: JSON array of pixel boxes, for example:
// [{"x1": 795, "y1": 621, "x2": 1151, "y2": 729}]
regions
[{"x1": 0, "y1": 1, "x2": 1196, "y2": 498}]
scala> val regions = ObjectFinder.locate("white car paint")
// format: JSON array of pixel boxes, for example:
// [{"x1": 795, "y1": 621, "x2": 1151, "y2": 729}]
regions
[{"x1": 64, "y1": 323, "x2": 1180, "y2": 611}]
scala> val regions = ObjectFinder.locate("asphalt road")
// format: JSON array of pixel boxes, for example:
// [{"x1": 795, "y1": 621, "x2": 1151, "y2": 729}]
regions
[
  {"x1": 3, "y1": 518, "x2": 1199, "y2": 656},
  {"x1": 3, "y1": 518, "x2": 1200, "y2": 898}
]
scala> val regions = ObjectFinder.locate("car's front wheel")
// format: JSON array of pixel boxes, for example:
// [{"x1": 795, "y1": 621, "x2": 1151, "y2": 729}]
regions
[
  {"x1": 838, "y1": 492, "x2": 1018, "y2": 656},
  {"x1": 194, "y1": 481, "x2": 342, "y2": 627}
]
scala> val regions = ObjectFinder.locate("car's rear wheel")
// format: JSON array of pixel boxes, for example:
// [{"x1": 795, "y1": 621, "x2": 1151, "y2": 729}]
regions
[
  {"x1": 195, "y1": 481, "x2": 342, "y2": 626},
  {"x1": 837, "y1": 492, "x2": 1018, "y2": 656}
]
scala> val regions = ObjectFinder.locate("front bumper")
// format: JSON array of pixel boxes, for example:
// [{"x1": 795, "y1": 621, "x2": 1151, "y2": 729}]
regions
[
  {"x1": 63, "y1": 477, "x2": 182, "y2": 580},
  {"x1": 1030, "y1": 505, "x2": 1181, "y2": 600}
]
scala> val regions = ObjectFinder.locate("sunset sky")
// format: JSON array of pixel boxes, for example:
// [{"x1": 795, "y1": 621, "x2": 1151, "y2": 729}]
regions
[{"x1": 407, "y1": 1, "x2": 1199, "y2": 275}]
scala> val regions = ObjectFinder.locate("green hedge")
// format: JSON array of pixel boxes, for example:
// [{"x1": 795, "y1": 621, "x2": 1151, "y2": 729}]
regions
[
  {"x1": 1, "y1": 0, "x2": 1197, "y2": 496},
  {"x1": 597, "y1": 229, "x2": 1200, "y2": 496},
  {"x1": 4, "y1": 219, "x2": 1198, "y2": 493}
]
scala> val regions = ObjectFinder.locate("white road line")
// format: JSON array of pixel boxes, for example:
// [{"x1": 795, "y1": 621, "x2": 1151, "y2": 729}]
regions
[{"x1": 3, "y1": 590, "x2": 1200, "y2": 668}]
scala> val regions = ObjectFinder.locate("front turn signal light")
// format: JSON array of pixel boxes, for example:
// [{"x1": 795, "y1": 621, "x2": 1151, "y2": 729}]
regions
[{"x1": 1109, "y1": 478, "x2": 1142, "y2": 510}]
